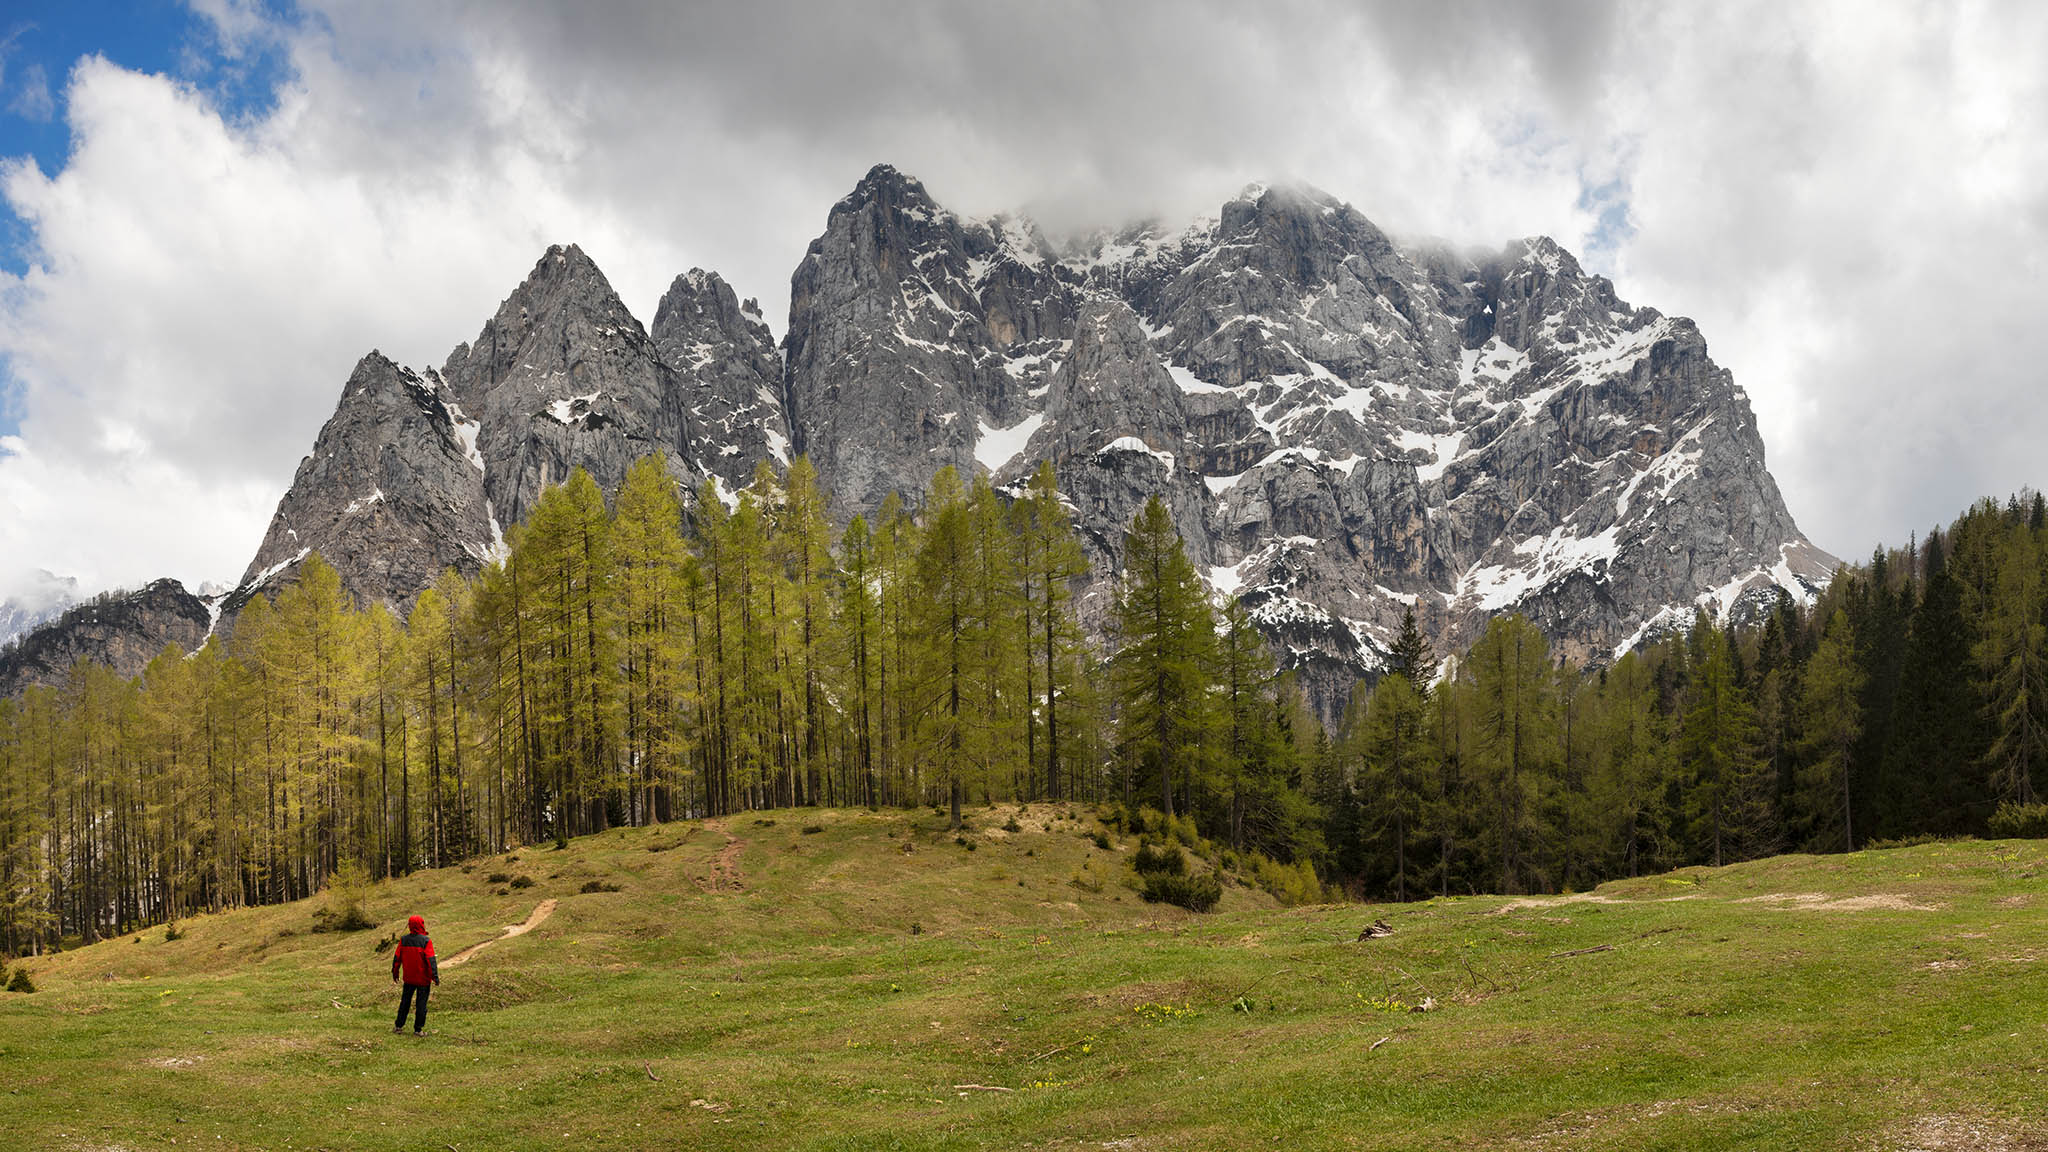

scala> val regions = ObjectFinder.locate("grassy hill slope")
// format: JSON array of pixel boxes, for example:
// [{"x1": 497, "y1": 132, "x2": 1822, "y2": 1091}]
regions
[{"x1": 3, "y1": 807, "x2": 2047, "y2": 1151}]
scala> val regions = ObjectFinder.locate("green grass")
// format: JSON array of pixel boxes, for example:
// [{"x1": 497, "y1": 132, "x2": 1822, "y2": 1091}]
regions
[{"x1": 4, "y1": 809, "x2": 2048, "y2": 1150}]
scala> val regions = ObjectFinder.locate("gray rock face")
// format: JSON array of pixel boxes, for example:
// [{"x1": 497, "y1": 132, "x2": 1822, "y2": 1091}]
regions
[
  {"x1": 229, "y1": 351, "x2": 495, "y2": 615},
  {"x1": 783, "y1": 171, "x2": 1833, "y2": 716},
  {"x1": 784, "y1": 164, "x2": 1075, "y2": 520},
  {"x1": 440, "y1": 244, "x2": 693, "y2": 531},
  {"x1": 5, "y1": 167, "x2": 1833, "y2": 719},
  {"x1": 651, "y1": 269, "x2": 787, "y2": 491},
  {"x1": 0, "y1": 579, "x2": 212, "y2": 696},
  {"x1": 0, "y1": 570, "x2": 78, "y2": 648}
]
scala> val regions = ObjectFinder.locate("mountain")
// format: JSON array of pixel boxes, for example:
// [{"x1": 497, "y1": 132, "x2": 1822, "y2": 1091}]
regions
[
  {"x1": 781, "y1": 168, "x2": 1831, "y2": 705},
  {"x1": 227, "y1": 351, "x2": 496, "y2": 617},
  {"x1": 0, "y1": 579, "x2": 213, "y2": 697},
  {"x1": 0, "y1": 570, "x2": 78, "y2": 648},
  {"x1": 3, "y1": 165, "x2": 1832, "y2": 711}
]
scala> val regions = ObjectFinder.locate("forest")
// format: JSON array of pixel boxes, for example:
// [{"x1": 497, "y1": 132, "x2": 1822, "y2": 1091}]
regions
[{"x1": 1, "y1": 454, "x2": 2044, "y2": 955}]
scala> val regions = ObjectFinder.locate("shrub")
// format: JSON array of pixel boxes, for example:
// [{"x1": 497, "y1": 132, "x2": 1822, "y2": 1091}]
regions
[
  {"x1": 509, "y1": 876, "x2": 535, "y2": 890},
  {"x1": 1132, "y1": 843, "x2": 1186, "y2": 876},
  {"x1": 164, "y1": 922, "x2": 183, "y2": 942},
  {"x1": 487, "y1": 872, "x2": 511, "y2": 884},
  {"x1": 580, "y1": 880, "x2": 623, "y2": 894},
  {"x1": 1140, "y1": 870, "x2": 1222, "y2": 912},
  {"x1": 1003, "y1": 816, "x2": 1022, "y2": 834},
  {"x1": 1069, "y1": 860, "x2": 1107, "y2": 893},
  {"x1": 1091, "y1": 832, "x2": 1112, "y2": 851},
  {"x1": 802, "y1": 824, "x2": 824, "y2": 835},
  {"x1": 1989, "y1": 802, "x2": 2048, "y2": 839},
  {"x1": 313, "y1": 861, "x2": 375, "y2": 932},
  {"x1": 1249, "y1": 854, "x2": 1325, "y2": 907},
  {"x1": 6, "y1": 966, "x2": 33, "y2": 993}
]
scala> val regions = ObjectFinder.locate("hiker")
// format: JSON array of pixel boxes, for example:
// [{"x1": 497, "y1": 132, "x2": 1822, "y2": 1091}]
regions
[{"x1": 391, "y1": 914, "x2": 440, "y2": 1035}]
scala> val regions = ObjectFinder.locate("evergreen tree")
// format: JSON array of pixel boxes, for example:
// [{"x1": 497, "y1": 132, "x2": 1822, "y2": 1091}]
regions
[
  {"x1": 1110, "y1": 497, "x2": 1217, "y2": 820},
  {"x1": 1386, "y1": 608, "x2": 1435, "y2": 695},
  {"x1": 1356, "y1": 669, "x2": 1432, "y2": 899},
  {"x1": 1682, "y1": 618, "x2": 1772, "y2": 865},
  {"x1": 1796, "y1": 609, "x2": 1866, "y2": 851},
  {"x1": 1976, "y1": 529, "x2": 2047, "y2": 805},
  {"x1": 1465, "y1": 614, "x2": 1556, "y2": 894}
]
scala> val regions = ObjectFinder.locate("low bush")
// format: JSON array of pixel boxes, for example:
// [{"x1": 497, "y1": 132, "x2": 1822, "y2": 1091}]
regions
[
  {"x1": 486, "y1": 872, "x2": 511, "y2": 884},
  {"x1": 509, "y1": 876, "x2": 535, "y2": 890},
  {"x1": 1140, "y1": 870, "x2": 1222, "y2": 912},
  {"x1": 5, "y1": 966, "x2": 33, "y2": 993},
  {"x1": 1988, "y1": 802, "x2": 2048, "y2": 839},
  {"x1": 1132, "y1": 843, "x2": 1186, "y2": 876},
  {"x1": 1248, "y1": 854, "x2": 1325, "y2": 907},
  {"x1": 313, "y1": 861, "x2": 375, "y2": 932},
  {"x1": 801, "y1": 825, "x2": 824, "y2": 835},
  {"x1": 579, "y1": 879, "x2": 623, "y2": 894}
]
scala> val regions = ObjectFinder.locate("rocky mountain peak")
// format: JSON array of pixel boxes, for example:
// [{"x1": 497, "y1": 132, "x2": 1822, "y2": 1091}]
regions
[
  {"x1": 3, "y1": 165, "x2": 1833, "y2": 722},
  {"x1": 440, "y1": 244, "x2": 689, "y2": 530},
  {"x1": 653, "y1": 267, "x2": 787, "y2": 490},
  {"x1": 228, "y1": 349, "x2": 493, "y2": 616}
]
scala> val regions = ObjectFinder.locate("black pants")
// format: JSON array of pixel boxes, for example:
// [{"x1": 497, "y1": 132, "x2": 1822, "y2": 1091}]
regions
[{"x1": 395, "y1": 983, "x2": 431, "y2": 1032}]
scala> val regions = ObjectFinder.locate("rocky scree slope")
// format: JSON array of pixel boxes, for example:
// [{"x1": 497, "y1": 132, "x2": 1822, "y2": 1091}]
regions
[{"x1": 2, "y1": 166, "x2": 1831, "y2": 711}]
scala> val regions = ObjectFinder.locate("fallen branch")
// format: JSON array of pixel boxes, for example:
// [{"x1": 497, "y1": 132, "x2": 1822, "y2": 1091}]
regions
[
  {"x1": 645, "y1": 1063, "x2": 662, "y2": 1082},
  {"x1": 1461, "y1": 956, "x2": 1501, "y2": 993},
  {"x1": 1369, "y1": 1036, "x2": 1390, "y2": 1052},
  {"x1": 953, "y1": 1084, "x2": 1014, "y2": 1092},
  {"x1": 1026, "y1": 1041, "x2": 1077, "y2": 1063},
  {"x1": 1548, "y1": 944, "x2": 1615, "y2": 958}
]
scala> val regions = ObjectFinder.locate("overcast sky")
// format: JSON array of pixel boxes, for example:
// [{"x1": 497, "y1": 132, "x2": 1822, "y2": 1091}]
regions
[{"x1": 0, "y1": 0, "x2": 2043, "y2": 603}]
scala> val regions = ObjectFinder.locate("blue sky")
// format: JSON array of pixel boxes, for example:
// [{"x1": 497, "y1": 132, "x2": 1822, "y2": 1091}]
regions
[{"x1": 0, "y1": 1, "x2": 297, "y2": 437}]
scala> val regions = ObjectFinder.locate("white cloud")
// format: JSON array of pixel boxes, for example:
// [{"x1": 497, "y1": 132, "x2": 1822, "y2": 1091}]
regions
[
  {"x1": 6, "y1": 60, "x2": 51, "y2": 122},
  {"x1": 1, "y1": 0, "x2": 2045, "y2": 602}
]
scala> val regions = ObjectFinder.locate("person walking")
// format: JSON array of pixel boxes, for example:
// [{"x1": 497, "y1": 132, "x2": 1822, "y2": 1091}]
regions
[{"x1": 391, "y1": 914, "x2": 440, "y2": 1035}]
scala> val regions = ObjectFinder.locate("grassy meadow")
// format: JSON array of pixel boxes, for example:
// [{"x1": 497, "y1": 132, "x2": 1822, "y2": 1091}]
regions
[{"x1": 3, "y1": 806, "x2": 2046, "y2": 1151}]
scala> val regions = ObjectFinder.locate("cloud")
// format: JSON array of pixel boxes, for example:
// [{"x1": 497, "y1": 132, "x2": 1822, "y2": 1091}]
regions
[
  {"x1": 7, "y1": 61, "x2": 52, "y2": 121},
  {"x1": 1, "y1": 0, "x2": 2044, "y2": 602}
]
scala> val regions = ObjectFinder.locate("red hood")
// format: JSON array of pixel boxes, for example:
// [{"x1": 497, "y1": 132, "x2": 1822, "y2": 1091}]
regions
[{"x1": 407, "y1": 915, "x2": 426, "y2": 934}]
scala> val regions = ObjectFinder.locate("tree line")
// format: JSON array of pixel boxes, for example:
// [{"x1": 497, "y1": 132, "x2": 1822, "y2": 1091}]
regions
[
  {"x1": 3, "y1": 462, "x2": 2043, "y2": 953},
  {"x1": 0, "y1": 457, "x2": 1327, "y2": 953},
  {"x1": 1321, "y1": 491, "x2": 2048, "y2": 898}
]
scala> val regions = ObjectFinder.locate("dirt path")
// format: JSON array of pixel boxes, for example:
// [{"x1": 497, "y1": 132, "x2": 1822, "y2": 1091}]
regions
[
  {"x1": 443, "y1": 898, "x2": 558, "y2": 968},
  {"x1": 699, "y1": 821, "x2": 746, "y2": 892}
]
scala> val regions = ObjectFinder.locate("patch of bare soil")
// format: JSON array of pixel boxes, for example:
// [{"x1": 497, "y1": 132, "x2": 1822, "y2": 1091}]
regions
[
  {"x1": 1490, "y1": 892, "x2": 1703, "y2": 914},
  {"x1": 695, "y1": 820, "x2": 747, "y2": 892},
  {"x1": 1882, "y1": 1114, "x2": 2048, "y2": 1151},
  {"x1": 443, "y1": 898, "x2": 558, "y2": 968},
  {"x1": 1738, "y1": 892, "x2": 1942, "y2": 912}
]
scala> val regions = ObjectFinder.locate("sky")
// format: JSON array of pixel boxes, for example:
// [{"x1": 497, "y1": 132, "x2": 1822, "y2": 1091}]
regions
[{"x1": 0, "y1": 0, "x2": 2043, "y2": 604}]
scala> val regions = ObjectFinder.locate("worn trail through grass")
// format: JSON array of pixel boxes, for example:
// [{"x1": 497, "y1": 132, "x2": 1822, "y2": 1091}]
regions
[{"x1": 4, "y1": 807, "x2": 2047, "y2": 1151}]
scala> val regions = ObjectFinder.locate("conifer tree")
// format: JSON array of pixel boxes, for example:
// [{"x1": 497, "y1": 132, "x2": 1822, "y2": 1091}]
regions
[
  {"x1": 612, "y1": 454, "x2": 691, "y2": 822},
  {"x1": 1110, "y1": 497, "x2": 1217, "y2": 820},
  {"x1": 1682, "y1": 618, "x2": 1772, "y2": 865},
  {"x1": 1356, "y1": 669, "x2": 1432, "y2": 900},
  {"x1": 1012, "y1": 461, "x2": 1089, "y2": 800},
  {"x1": 1797, "y1": 609, "x2": 1866, "y2": 851},
  {"x1": 1466, "y1": 614, "x2": 1556, "y2": 893},
  {"x1": 1976, "y1": 529, "x2": 2047, "y2": 805}
]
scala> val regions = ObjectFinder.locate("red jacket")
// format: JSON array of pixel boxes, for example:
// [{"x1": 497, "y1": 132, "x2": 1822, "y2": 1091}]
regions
[{"x1": 392, "y1": 918, "x2": 438, "y2": 986}]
